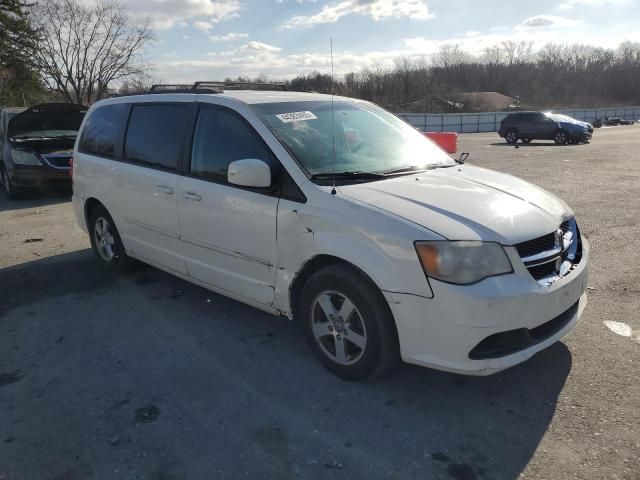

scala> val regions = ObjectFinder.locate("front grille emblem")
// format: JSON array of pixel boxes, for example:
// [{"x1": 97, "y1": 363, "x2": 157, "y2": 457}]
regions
[{"x1": 554, "y1": 229, "x2": 563, "y2": 249}]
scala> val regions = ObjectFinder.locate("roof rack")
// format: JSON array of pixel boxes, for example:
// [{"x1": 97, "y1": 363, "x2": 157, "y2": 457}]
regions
[
  {"x1": 216, "y1": 81, "x2": 288, "y2": 91},
  {"x1": 147, "y1": 81, "x2": 288, "y2": 94}
]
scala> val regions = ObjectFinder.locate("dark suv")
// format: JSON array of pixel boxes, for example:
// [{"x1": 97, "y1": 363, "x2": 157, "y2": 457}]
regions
[
  {"x1": 1, "y1": 103, "x2": 86, "y2": 199},
  {"x1": 498, "y1": 111, "x2": 593, "y2": 145}
]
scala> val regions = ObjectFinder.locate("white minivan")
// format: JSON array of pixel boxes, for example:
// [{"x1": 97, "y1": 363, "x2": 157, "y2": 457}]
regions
[{"x1": 72, "y1": 83, "x2": 589, "y2": 380}]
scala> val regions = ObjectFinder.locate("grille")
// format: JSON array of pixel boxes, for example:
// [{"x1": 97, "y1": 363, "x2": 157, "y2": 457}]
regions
[
  {"x1": 527, "y1": 261, "x2": 557, "y2": 280},
  {"x1": 468, "y1": 301, "x2": 579, "y2": 360},
  {"x1": 515, "y1": 233, "x2": 555, "y2": 258},
  {"x1": 515, "y1": 219, "x2": 580, "y2": 283}
]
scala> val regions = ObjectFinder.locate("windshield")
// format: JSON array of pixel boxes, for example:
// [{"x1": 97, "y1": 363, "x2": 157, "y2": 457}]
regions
[
  {"x1": 12, "y1": 130, "x2": 79, "y2": 139},
  {"x1": 8, "y1": 107, "x2": 85, "y2": 140},
  {"x1": 546, "y1": 113, "x2": 575, "y2": 123},
  {"x1": 252, "y1": 100, "x2": 455, "y2": 179}
]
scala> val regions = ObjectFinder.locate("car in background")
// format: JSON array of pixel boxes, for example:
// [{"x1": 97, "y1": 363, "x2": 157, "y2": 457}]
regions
[
  {"x1": 0, "y1": 103, "x2": 86, "y2": 199},
  {"x1": 593, "y1": 116, "x2": 635, "y2": 127},
  {"x1": 498, "y1": 111, "x2": 593, "y2": 145}
]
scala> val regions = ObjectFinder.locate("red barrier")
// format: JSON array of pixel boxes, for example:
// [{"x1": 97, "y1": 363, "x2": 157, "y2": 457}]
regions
[{"x1": 424, "y1": 132, "x2": 457, "y2": 154}]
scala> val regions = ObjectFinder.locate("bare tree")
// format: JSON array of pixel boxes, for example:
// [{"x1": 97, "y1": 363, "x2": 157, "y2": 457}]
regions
[
  {"x1": 117, "y1": 72, "x2": 158, "y2": 96},
  {"x1": 31, "y1": 0, "x2": 154, "y2": 104}
]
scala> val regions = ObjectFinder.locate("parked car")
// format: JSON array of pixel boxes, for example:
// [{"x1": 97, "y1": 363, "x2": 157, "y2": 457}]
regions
[
  {"x1": 1, "y1": 103, "x2": 86, "y2": 199},
  {"x1": 72, "y1": 85, "x2": 589, "y2": 380},
  {"x1": 593, "y1": 116, "x2": 635, "y2": 128},
  {"x1": 498, "y1": 111, "x2": 593, "y2": 144}
]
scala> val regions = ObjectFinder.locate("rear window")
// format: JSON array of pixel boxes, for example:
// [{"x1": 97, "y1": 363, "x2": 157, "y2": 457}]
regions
[
  {"x1": 124, "y1": 104, "x2": 189, "y2": 171},
  {"x1": 78, "y1": 104, "x2": 128, "y2": 158}
]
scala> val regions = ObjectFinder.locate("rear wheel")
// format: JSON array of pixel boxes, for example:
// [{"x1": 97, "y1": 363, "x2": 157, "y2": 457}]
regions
[
  {"x1": 505, "y1": 130, "x2": 518, "y2": 144},
  {"x1": 300, "y1": 264, "x2": 399, "y2": 381},
  {"x1": 554, "y1": 130, "x2": 568, "y2": 145},
  {"x1": 88, "y1": 205, "x2": 133, "y2": 271}
]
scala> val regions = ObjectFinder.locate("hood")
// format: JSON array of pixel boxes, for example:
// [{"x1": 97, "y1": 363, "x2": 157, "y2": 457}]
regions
[
  {"x1": 339, "y1": 165, "x2": 573, "y2": 245},
  {"x1": 8, "y1": 103, "x2": 87, "y2": 140},
  {"x1": 559, "y1": 120, "x2": 587, "y2": 131}
]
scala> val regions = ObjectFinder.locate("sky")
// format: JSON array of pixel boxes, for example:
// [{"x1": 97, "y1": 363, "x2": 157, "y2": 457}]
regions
[{"x1": 129, "y1": 0, "x2": 640, "y2": 82}]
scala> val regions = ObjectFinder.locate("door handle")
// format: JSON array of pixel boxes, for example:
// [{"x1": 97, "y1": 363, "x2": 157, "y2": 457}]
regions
[
  {"x1": 182, "y1": 191, "x2": 202, "y2": 201},
  {"x1": 156, "y1": 185, "x2": 174, "y2": 195}
]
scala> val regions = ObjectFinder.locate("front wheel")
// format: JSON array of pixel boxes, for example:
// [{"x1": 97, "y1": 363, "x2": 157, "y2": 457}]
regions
[
  {"x1": 554, "y1": 130, "x2": 568, "y2": 145},
  {"x1": 300, "y1": 264, "x2": 399, "y2": 381}
]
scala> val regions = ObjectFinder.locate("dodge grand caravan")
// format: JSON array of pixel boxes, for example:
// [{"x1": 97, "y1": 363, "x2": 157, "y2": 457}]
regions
[{"x1": 72, "y1": 83, "x2": 589, "y2": 380}]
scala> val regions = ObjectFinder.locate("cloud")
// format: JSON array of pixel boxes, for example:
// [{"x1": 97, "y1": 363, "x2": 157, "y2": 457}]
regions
[
  {"x1": 193, "y1": 20, "x2": 214, "y2": 32},
  {"x1": 515, "y1": 15, "x2": 578, "y2": 31},
  {"x1": 246, "y1": 41, "x2": 282, "y2": 52},
  {"x1": 281, "y1": 0, "x2": 433, "y2": 29},
  {"x1": 124, "y1": 0, "x2": 242, "y2": 30},
  {"x1": 209, "y1": 32, "x2": 249, "y2": 42},
  {"x1": 557, "y1": 0, "x2": 629, "y2": 9}
]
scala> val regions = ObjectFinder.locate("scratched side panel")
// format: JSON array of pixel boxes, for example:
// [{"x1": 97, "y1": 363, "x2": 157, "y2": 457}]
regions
[
  {"x1": 178, "y1": 175, "x2": 278, "y2": 306},
  {"x1": 273, "y1": 187, "x2": 438, "y2": 317}
]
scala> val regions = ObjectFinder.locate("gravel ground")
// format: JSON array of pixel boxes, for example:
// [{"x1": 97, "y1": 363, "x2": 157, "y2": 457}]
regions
[{"x1": 0, "y1": 125, "x2": 638, "y2": 480}]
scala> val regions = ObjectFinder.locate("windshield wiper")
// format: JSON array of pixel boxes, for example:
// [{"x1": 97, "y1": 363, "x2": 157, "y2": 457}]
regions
[
  {"x1": 310, "y1": 171, "x2": 385, "y2": 181},
  {"x1": 378, "y1": 164, "x2": 454, "y2": 175}
]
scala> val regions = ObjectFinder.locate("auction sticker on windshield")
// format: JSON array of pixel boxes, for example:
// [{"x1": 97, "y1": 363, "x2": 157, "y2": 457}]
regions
[{"x1": 275, "y1": 111, "x2": 318, "y2": 123}]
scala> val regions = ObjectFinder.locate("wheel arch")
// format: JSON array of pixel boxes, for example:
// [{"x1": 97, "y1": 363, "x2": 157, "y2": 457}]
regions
[
  {"x1": 289, "y1": 254, "x2": 395, "y2": 326},
  {"x1": 84, "y1": 197, "x2": 105, "y2": 226}
]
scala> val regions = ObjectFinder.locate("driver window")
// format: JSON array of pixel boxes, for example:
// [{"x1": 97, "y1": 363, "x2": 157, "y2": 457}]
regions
[{"x1": 191, "y1": 106, "x2": 274, "y2": 183}]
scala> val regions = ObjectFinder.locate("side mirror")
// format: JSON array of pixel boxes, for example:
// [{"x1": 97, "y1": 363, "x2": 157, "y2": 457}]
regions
[{"x1": 227, "y1": 159, "x2": 272, "y2": 188}]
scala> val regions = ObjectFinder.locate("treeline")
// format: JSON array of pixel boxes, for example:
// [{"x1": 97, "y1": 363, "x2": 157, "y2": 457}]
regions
[
  {"x1": 0, "y1": 0, "x2": 42, "y2": 105},
  {"x1": 282, "y1": 41, "x2": 640, "y2": 112}
]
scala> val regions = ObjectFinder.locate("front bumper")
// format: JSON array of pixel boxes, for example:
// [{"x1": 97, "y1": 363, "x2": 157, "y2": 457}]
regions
[
  {"x1": 384, "y1": 239, "x2": 589, "y2": 375},
  {"x1": 569, "y1": 130, "x2": 592, "y2": 142},
  {"x1": 9, "y1": 165, "x2": 71, "y2": 188}
]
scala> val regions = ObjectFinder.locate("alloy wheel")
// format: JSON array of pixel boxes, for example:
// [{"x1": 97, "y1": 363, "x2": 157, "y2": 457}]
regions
[
  {"x1": 555, "y1": 132, "x2": 567, "y2": 144},
  {"x1": 94, "y1": 217, "x2": 116, "y2": 261},
  {"x1": 505, "y1": 131, "x2": 517, "y2": 144},
  {"x1": 310, "y1": 290, "x2": 367, "y2": 366}
]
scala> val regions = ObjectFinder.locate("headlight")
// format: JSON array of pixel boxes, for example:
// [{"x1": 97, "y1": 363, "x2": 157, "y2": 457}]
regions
[
  {"x1": 415, "y1": 241, "x2": 513, "y2": 285},
  {"x1": 12, "y1": 149, "x2": 42, "y2": 166}
]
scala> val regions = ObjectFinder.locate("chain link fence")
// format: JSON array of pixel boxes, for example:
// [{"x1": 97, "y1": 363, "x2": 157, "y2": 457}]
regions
[{"x1": 398, "y1": 106, "x2": 640, "y2": 133}]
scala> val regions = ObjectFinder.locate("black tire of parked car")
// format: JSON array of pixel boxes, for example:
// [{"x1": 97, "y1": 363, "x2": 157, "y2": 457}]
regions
[
  {"x1": 88, "y1": 204, "x2": 134, "y2": 271},
  {"x1": 300, "y1": 264, "x2": 400, "y2": 381},
  {"x1": 521, "y1": 138, "x2": 532, "y2": 144},
  {"x1": 504, "y1": 129, "x2": 518, "y2": 144},
  {"x1": 554, "y1": 130, "x2": 568, "y2": 145},
  {"x1": 1, "y1": 166, "x2": 20, "y2": 200}
]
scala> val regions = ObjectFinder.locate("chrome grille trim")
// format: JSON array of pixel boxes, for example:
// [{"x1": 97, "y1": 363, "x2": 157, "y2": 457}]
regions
[{"x1": 515, "y1": 218, "x2": 580, "y2": 285}]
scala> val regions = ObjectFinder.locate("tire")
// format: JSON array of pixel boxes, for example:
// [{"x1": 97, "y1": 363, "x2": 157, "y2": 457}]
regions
[
  {"x1": 521, "y1": 138, "x2": 531, "y2": 144},
  {"x1": 1, "y1": 166, "x2": 20, "y2": 200},
  {"x1": 504, "y1": 129, "x2": 518, "y2": 144},
  {"x1": 88, "y1": 204, "x2": 133, "y2": 271},
  {"x1": 299, "y1": 264, "x2": 399, "y2": 381},
  {"x1": 554, "y1": 130, "x2": 568, "y2": 145}
]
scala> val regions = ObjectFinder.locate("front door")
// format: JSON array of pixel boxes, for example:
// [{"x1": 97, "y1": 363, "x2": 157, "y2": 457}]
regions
[{"x1": 178, "y1": 103, "x2": 279, "y2": 305}]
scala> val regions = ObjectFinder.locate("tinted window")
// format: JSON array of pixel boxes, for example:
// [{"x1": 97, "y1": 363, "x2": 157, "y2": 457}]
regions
[
  {"x1": 191, "y1": 106, "x2": 273, "y2": 182},
  {"x1": 124, "y1": 104, "x2": 189, "y2": 170},
  {"x1": 79, "y1": 104, "x2": 128, "y2": 158}
]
